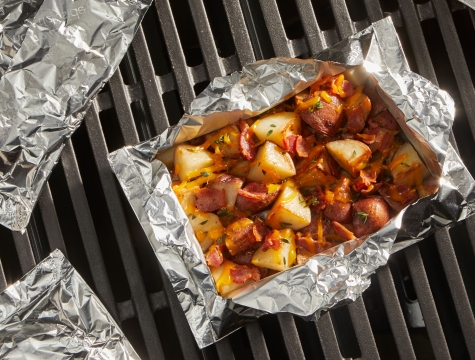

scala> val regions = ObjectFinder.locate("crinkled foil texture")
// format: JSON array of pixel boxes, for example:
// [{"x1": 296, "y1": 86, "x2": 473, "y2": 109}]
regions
[
  {"x1": 108, "y1": 18, "x2": 475, "y2": 348},
  {"x1": 0, "y1": 0, "x2": 151, "y2": 231},
  {"x1": 0, "y1": 249, "x2": 140, "y2": 359}
]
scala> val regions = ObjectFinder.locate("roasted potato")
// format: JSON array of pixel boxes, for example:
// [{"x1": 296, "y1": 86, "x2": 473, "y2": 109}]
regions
[
  {"x1": 326, "y1": 139, "x2": 372, "y2": 178},
  {"x1": 188, "y1": 212, "x2": 224, "y2": 251},
  {"x1": 266, "y1": 180, "x2": 311, "y2": 231},
  {"x1": 206, "y1": 125, "x2": 241, "y2": 158},
  {"x1": 210, "y1": 260, "x2": 256, "y2": 296},
  {"x1": 252, "y1": 112, "x2": 301, "y2": 148},
  {"x1": 174, "y1": 145, "x2": 215, "y2": 181},
  {"x1": 247, "y1": 141, "x2": 296, "y2": 183},
  {"x1": 352, "y1": 196, "x2": 391, "y2": 237},
  {"x1": 155, "y1": 145, "x2": 176, "y2": 169},
  {"x1": 251, "y1": 228, "x2": 297, "y2": 271},
  {"x1": 389, "y1": 142, "x2": 429, "y2": 187},
  {"x1": 208, "y1": 174, "x2": 244, "y2": 208}
]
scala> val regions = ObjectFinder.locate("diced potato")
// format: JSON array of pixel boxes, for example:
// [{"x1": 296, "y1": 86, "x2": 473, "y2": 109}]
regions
[
  {"x1": 229, "y1": 160, "x2": 251, "y2": 178},
  {"x1": 389, "y1": 142, "x2": 429, "y2": 187},
  {"x1": 252, "y1": 112, "x2": 301, "y2": 148},
  {"x1": 326, "y1": 140, "x2": 372, "y2": 178},
  {"x1": 205, "y1": 125, "x2": 241, "y2": 158},
  {"x1": 208, "y1": 175, "x2": 244, "y2": 208},
  {"x1": 175, "y1": 188, "x2": 197, "y2": 215},
  {"x1": 188, "y1": 212, "x2": 224, "y2": 251},
  {"x1": 247, "y1": 141, "x2": 296, "y2": 183},
  {"x1": 155, "y1": 145, "x2": 176, "y2": 169},
  {"x1": 175, "y1": 145, "x2": 215, "y2": 181},
  {"x1": 210, "y1": 260, "x2": 254, "y2": 297},
  {"x1": 266, "y1": 180, "x2": 311, "y2": 231},
  {"x1": 251, "y1": 228, "x2": 296, "y2": 271}
]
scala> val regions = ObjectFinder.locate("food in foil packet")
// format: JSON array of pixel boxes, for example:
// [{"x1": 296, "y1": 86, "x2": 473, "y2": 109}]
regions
[
  {"x1": 109, "y1": 18, "x2": 475, "y2": 348},
  {"x1": 0, "y1": 250, "x2": 140, "y2": 359},
  {"x1": 159, "y1": 70, "x2": 439, "y2": 297}
]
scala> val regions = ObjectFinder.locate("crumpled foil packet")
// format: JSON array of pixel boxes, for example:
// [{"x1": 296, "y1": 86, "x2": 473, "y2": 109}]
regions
[
  {"x1": 108, "y1": 17, "x2": 475, "y2": 348},
  {"x1": 0, "y1": 249, "x2": 140, "y2": 359},
  {"x1": 0, "y1": 0, "x2": 152, "y2": 231}
]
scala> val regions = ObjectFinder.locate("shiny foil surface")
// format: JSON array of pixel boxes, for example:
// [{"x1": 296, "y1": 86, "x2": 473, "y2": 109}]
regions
[
  {"x1": 108, "y1": 18, "x2": 475, "y2": 348},
  {"x1": 0, "y1": 0, "x2": 151, "y2": 231},
  {"x1": 0, "y1": 249, "x2": 140, "y2": 359}
]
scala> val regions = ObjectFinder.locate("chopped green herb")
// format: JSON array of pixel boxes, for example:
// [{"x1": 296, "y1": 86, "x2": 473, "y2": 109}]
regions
[
  {"x1": 299, "y1": 196, "x2": 307, "y2": 207},
  {"x1": 357, "y1": 211, "x2": 368, "y2": 223},
  {"x1": 352, "y1": 150, "x2": 357, "y2": 157},
  {"x1": 217, "y1": 208, "x2": 228, "y2": 217},
  {"x1": 280, "y1": 151, "x2": 286, "y2": 155},
  {"x1": 270, "y1": 124, "x2": 276, "y2": 128},
  {"x1": 200, "y1": 171, "x2": 210, "y2": 177},
  {"x1": 307, "y1": 101, "x2": 323, "y2": 113},
  {"x1": 186, "y1": 148, "x2": 200, "y2": 153},
  {"x1": 216, "y1": 234, "x2": 226, "y2": 244},
  {"x1": 280, "y1": 222, "x2": 292, "y2": 227},
  {"x1": 311, "y1": 156, "x2": 317, "y2": 163},
  {"x1": 401, "y1": 162, "x2": 410, "y2": 167},
  {"x1": 282, "y1": 238, "x2": 290, "y2": 244},
  {"x1": 262, "y1": 170, "x2": 267, "y2": 175},
  {"x1": 200, "y1": 220, "x2": 208, "y2": 225},
  {"x1": 226, "y1": 214, "x2": 235, "y2": 221},
  {"x1": 283, "y1": 257, "x2": 286, "y2": 265},
  {"x1": 213, "y1": 135, "x2": 225, "y2": 145},
  {"x1": 191, "y1": 215, "x2": 196, "y2": 220},
  {"x1": 308, "y1": 196, "x2": 319, "y2": 206},
  {"x1": 266, "y1": 129, "x2": 273, "y2": 137}
]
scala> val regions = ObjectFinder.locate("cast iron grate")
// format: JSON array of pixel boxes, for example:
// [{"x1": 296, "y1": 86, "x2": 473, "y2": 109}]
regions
[{"x1": 1, "y1": 0, "x2": 475, "y2": 359}]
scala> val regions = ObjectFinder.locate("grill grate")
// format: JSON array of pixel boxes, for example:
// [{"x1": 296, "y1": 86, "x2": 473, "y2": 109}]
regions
[{"x1": 2, "y1": 0, "x2": 475, "y2": 358}]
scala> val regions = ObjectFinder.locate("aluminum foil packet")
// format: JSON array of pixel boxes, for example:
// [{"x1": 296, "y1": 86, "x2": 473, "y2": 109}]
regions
[
  {"x1": 0, "y1": 249, "x2": 140, "y2": 359},
  {"x1": 108, "y1": 17, "x2": 475, "y2": 348},
  {"x1": 0, "y1": 0, "x2": 152, "y2": 231}
]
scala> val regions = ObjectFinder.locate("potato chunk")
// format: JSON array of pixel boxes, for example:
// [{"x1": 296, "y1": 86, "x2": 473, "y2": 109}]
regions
[
  {"x1": 208, "y1": 174, "x2": 244, "y2": 207},
  {"x1": 210, "y1": 260, "x2": 255, "y2": 297},
  {"x1": 188, "y1": 212, "x2": 224, "y2": 251},
  {"x1": 389, "y1": 142, "x2": 429, "y2": 187},
  {"x1": 252, "y1": 112, "x2": 301, "y2": 148},
  {"x1": 326, "y1": 139, "x2": 372, "y2": 178},
  {"x1": 175, "y1": 145, "x2": 215, "y2": 181},
  {"x1": 251, "y1": 228, "x2": 296, "y2": 271},
  {"x1": 205, "y1": 125, "x2": 241, "y2": 158},
  {"x1": 266, "y1": 180, "x2": 311, "y2": 231},
  {"x1": 247, "y1": 141, "x2": 296, "y2": 183},
  {"x1": 155, "y1": 145, "x2": 176, "y2": 169}
]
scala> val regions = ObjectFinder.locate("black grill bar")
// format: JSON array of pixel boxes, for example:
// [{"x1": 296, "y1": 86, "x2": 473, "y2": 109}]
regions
[
  {"x1": 376, "y1": 265, "x2": 417, "y2": 359},
  {"x1": 404, "y1": 245, "x2": 451, "y2": 359},
  {"x1": 2, "y1": 0, "x2": 475, "y2": 359}
]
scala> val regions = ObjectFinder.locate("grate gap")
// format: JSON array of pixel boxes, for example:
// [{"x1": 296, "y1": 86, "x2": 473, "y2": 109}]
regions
[
  {"x1": 294, "y1": 316, "x2": 325, "y2": 359},
  {"x1": 0, "y1": 228, "x2": 22, "y2": 286},
  {"x1": 202, "y1": 0, "x2": 236, "y2": 58},
  {"x1": 228, "y1": 327, "x2": 254, "y2": 359},
  {"x1": 72, "y1": 124, "x2": 132, "y2": 303},
  {"x1": 275, "y1": 0, "x2": 305, "y2": 40},
  {"x1": 452, "y1": 10, "x2": 475, "y2": 100},
  {"x1": 330, "y1": 305, "x2": 361, "y2": 358},
  {"x1": 119, "y1": 51, "x2": 141, "y2": 86},
  {"x1": 345, "y1": 0, "x2": 369, "y2": 21},
  {"x1": 194, "y1": 80, "x2": 211, "y2": 97},
  {"x1": 169, "y1": 0, "x2": 204, "y2": 67},
  {"x1": 408, "y1": 328, "x2": 435, "y2": 360},
  {"x1": 201, "y1": 344, "x2": 219, "y2": 360},
  {"x1": 449, "y1": 222, "x2": 475, "y2": 314},
  {"x1": 131, "y1": 100, "x2": 155, "y2": 141},
  {"x1": 27, "y1": 206, "x2": 50, "y2": 261},
  {"x1": 153, "y1": 307, "x2": 188, "y2": 360},
  {"x1": 378, "y1": 0, "x2": 398, "y2": 12},
  {"x1": 163, "y1": 90, "x2": 185, "y2": 126},
  {"x1": 141, "y1": 4, "x2": 172, "y2": 76},
  {"x1": 310, "y1": 0, "x2": 336, "y2": 31},
  {"x1": 418, "y1": 235, "x2": 470, "y2": 359},
  {"x1": 98, "y1": 108, "x2": 126, "y2": 153},
  {"x1": 122, "y1": 317, "x2": 149, "y2": 360},
  {"x1": 259, "y1": 315, "x2": 289, "y2": 360},
  {"x1": 48, "y1": 161, "x2": 96, "y2": 293},
  {"x1": 420, "y1": 17, "x2": 475, "y2": 176}
]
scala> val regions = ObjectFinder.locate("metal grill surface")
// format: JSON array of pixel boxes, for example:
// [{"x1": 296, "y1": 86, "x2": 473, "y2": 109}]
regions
[{"x1": 1, "y1": 0, "x2": 475, "y2": 359}]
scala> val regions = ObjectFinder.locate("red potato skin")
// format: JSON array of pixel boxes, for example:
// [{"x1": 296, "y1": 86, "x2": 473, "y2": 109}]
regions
[
  {"x1": 299, "y1": 95, "x2": 344, "y2": 137},
  {"x1": 352, "y1": 196, "x2": 391, "y2": 237},
  {"x1": 324, "y1": 201, "x2": 352, "y2": 223}
]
